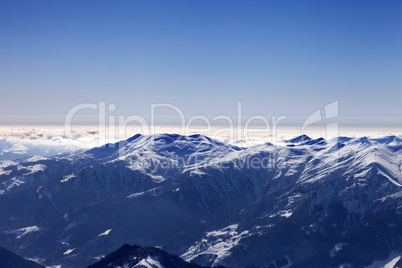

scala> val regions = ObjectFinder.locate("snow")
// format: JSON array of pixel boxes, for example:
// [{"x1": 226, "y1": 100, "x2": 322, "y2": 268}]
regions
[
  {"x1": 0, "y1": 160, "x2": 15, "y2": 175},
  {"x1": 385, "y1": 256, "x2": 401, "y2": 268},
  {"x1": 134, "y1": 256, "x2": 164, "y2": 268},
  {"x1": 63, "y1": 248, "x2": 75, "y2": 255},
  {"x1": 26, "y1": 258, "x2": 45, "y2": 265},
  {"x1": 377, "y1": 170, "x2": 402, "y2": 187},
  {"x1": 57, "y1": 238, "x2": 70, "y2": 246},
  {"x1": 127, "y1": 187, "x2": 160, "y2": 199},
  {"x1": 338, "y1": 264, "x2": 353, "y2": 268},
  {"x1": 280, "y1": 210, "x2": 293, "y2": 218},
  {"x1": 92, "y1": 255, "x2": 105, "y2": 261},
  {"x1": 366, "y1": 252, "x2": 401, "y2": 268},
  {"x1": 5, "y1": 177, "x2": 26, "y2": 191},
  {"x1": 128, "y1": 191, "x2": 145, "y2": 198},
  {"x1": 269, "y1": 210, "x2": 293, "y2": 219},
  {"x1": 149, "y1": 174, "x2": 166, "y2": 183},
  {"x1": 182, "y1": 224, "x2": 249, "y2": 266},
  {"x1": 19, "y1": 164, "x2": 47, "y2": 175},
  {"x1": 61, "y1": 174, "x2": 76, "y2": 183},
  {"x1": 25, "y1": 155, "x2": 48, "y2": 162},
  {"x1": 188, "y1": 168, "x2": 206, "y2": 176},
  {"x1": 5, "y1": 225, "x2": 40, "y2": 239},
  {"x1": 206, "y1": 224, "x2": 238, "y2": 237},
  {"x1": 98, "y1": 229, "x2": 112, "y2": 236},
  {"x1": 330, "y1": 243, "x2": 348, "y2": 257},
  {"x1": 287, "y1": 194, "x2": 301, "y2": 205},
  {"x1": 255, "y1": 224, "x2": 274, "y2": 229}
]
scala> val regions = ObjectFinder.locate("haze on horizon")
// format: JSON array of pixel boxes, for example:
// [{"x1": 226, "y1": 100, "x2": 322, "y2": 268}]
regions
[{"x1": 0, "y1": 0, "x2": 401, "y2": 130}]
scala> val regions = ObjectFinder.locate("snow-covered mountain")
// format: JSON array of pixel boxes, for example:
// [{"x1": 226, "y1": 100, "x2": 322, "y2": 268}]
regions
[
  {"x1": 0, "y1": 134, "x2": 401, "y2": 267},
  {"x1": 88, "y1": 244, "x2": 208, "y2": 268}
]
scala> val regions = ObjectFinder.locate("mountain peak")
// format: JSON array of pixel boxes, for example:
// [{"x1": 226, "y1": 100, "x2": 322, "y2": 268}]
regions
[
  {"x1": 127, "y1": 133, "x2": 142, "y2": 143},
  {"x1": 287, "y1": 134, "x2": 312, "y2": 144},
  {"x1": 88, "y1": 244, "x2": 207, "y2": 268}
]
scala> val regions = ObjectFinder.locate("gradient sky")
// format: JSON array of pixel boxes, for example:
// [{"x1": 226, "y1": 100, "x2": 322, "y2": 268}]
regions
[{"x1": 0, "y1": 0, "x2": 401, "y2": 127}]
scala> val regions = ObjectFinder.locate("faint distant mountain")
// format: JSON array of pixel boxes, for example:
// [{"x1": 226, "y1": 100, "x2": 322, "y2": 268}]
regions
[
  {"x1": 0, "y1": 247, "x2": 43, "y2": 268},
  {"x1": 88, "y1": 244, "x2": 208, "y2": 268},
  {"x1": 0, "y1": 134, "x2": 402, "y2": 267}
]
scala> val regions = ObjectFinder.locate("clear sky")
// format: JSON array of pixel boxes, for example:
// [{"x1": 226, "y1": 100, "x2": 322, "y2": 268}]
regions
[{"x1": 0, "y1": 0, "x2": 401, "y2": 127}]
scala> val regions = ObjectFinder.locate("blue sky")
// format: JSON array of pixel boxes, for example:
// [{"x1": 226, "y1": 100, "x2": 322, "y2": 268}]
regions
[{"x1": 0, "y1": 0, "x2": 401, "y2": 127}]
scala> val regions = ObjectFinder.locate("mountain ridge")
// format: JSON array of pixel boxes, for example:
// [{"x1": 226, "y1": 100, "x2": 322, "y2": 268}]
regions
[{"x1": 0, "y1": 246, "x2": 44, "y2": 268}]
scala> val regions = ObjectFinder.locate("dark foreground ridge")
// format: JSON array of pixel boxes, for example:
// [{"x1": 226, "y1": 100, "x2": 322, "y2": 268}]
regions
[
  {"x1": 88, "y1": 244, "x2": 213, "y2": 268},
  {"x1": 0, "y1": 247, "x2": 44, "y2": 268}
]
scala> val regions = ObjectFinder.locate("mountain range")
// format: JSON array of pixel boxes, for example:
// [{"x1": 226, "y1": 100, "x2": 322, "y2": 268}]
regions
[{"x1": 0, "y1": 134, "x2": 401, "y2": 267}]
